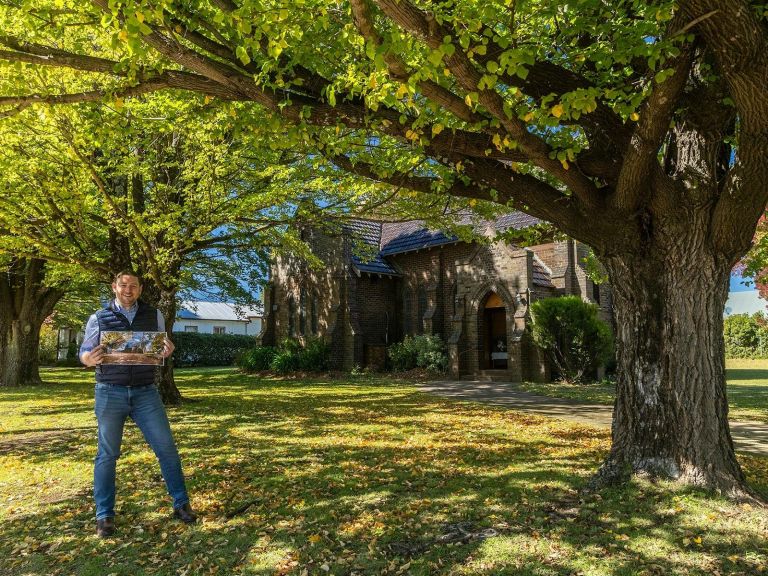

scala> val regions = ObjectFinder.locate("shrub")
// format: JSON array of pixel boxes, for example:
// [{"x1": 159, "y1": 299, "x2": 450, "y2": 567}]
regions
[
  {"x1": 237, "y1": 346, "x2": 277, "y2": 371},
  {"x1": 297, "y1": 337, "x2": 330, "y2": 372},
  {"x1": 173, "y1": 332, "x2": 257, "y2": 367},
  {"x1": 239, "y1": 337, "x2": 330, "y2": 374},
  {"x1": 271, "y1": 349, "x2": 302, "y2": 374},
  {"x1": 388, "y1": 334, "x2": 448, "y2": 373},
  {"x1": 388, "y1": 336, "x2": 419, "y2": 371},
  {"x1": 724, "y1": 313, "x2": 768, "y2": 358},
  {"x1": 39, "y1": 323, "x2": 59, "y2": 365},
  {"x1": 530, "y1": 296, "x2": 613, "y2": 383}
]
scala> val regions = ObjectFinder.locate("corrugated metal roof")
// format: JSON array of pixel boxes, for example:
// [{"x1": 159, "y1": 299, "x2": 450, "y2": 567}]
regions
[{"x1": 177, "y1": 301, "x2": 263, "y2": 321}]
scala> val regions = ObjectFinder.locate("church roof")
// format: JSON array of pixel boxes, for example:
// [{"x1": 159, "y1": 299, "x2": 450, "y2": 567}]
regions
[
  {"x1": 346, "y1": 212, "x2": 543, "y2": 276},
  {"x1": 379, "y1": 212, "x2": 541, "y2": 256},
  {"x1": 343, "y1": 220, "x2": 400, "y2": 276},
  {"x1": 532, "y1": 256, "x2": 556, "y2": 288}
]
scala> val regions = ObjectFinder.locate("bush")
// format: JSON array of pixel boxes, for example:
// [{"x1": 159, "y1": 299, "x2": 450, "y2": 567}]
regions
[
  {"x1": 237, "y1": 346, "x2": 277, "y2": 371},
  {"x1": 173, "y1": 332, "x2": 257, "y2": 367},
  {"x1": 298, "y1": 337, "x2": 330, "y2": 372},
  {"x1": 238, "y1": 337, "x2": 330, "y2": 374},
  {"x1": 39, "y1": 323, "x2": 58, "y2": 365},
  {"x1": 724, "y1": 313, "x2": 768, "y2": 358},
  {"x1": 530, "y1": 296, "x2": 613, "y2": 383},
  {"x1": 388, "y1": 334, "x2": 448, "y2": 373}
]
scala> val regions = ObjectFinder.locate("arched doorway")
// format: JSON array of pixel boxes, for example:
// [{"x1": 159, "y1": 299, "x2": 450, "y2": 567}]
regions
[{"x1": 480, "y1": 292, "x2": 507, "y2": 369}]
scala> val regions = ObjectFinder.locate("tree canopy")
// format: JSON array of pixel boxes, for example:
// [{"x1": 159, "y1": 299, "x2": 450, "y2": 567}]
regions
[{"x1": 2, "y1": 0, "x2": 767, "y2": 497}]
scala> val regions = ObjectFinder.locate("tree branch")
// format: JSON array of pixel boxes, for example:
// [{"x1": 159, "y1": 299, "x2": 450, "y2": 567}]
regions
[
  {"x1": 372, "y1": 0, "x2": 602, "y2": 209},
  {"x1": 613, "y1": 44, "x2": 694, "y2": 211}
]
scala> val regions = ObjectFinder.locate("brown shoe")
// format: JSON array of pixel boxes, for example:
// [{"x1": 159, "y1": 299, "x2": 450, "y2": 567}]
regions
[
  {"x1": 173, "y1": 503, "x2": 198, "y2": 524},
  {"x1": 96, "y1": 517, "x2": 115, "y2": 538}
]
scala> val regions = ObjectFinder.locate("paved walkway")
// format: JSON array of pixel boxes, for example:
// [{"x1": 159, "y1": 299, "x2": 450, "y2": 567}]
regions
[{"x1": 419, "y1": 380, "x2": 768, "y2": 458}]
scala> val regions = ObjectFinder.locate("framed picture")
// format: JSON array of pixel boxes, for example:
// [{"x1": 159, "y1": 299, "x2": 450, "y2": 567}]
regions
[{"x1": 100, "y1": 331, "x2": 166, "y2": 366}]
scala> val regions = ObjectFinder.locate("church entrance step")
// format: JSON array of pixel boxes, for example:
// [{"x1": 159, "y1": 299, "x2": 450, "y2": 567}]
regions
[{"x1": 460, "y1": 370, "x2": 514, "y2": 382}]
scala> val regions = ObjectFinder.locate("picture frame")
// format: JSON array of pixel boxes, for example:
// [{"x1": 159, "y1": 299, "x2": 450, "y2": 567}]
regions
[{"x1": 100, "y1": 331, "x2": 166, "y2": 366}]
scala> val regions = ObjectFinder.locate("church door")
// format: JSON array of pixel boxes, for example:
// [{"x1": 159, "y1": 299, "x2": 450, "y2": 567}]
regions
[{"x1": 481, "y1": 292, "x2": 507, "y2": 369}]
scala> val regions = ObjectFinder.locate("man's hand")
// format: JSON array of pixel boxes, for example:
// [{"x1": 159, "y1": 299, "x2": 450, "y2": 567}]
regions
[
  {"x1": 81, "y1": 344, "x2": 105, "y2": 367},
  {"x1": 161, "y1": 337, "x2": 175, "y2": 359}
]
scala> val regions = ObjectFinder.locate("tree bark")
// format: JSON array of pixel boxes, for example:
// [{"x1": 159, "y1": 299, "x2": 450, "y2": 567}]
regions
[
  {"x1": 592, "y1": 211, "x2": 752, "y2": 498},
  {"x1": 0, "y1": 259, "x2": 65, "y2": 387},
  {"x1": 139, "y1": 280, "x2": 182, "y2": 405},
  {"x1": 157, "y1": 290, "x2": 182, "y2": 405}
]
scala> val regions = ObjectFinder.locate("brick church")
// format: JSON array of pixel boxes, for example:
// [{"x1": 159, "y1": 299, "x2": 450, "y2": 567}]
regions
[{"x1": 259, "y1": 213, "x2": 612, "y2": 382}]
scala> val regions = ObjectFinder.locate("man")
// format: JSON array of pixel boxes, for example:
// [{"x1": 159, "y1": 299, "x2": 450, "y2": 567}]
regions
[{"x1": 80, "y1": 271, "x2": 197, "y2": 538}]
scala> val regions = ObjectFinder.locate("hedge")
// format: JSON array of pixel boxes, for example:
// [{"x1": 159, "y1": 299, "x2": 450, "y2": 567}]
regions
[
  {"x1": 172, "y1": 332, "x2": 257, "y2": 367},
  {"x1": 724, "y1": 313, "x2": 768, "y2": 358}
]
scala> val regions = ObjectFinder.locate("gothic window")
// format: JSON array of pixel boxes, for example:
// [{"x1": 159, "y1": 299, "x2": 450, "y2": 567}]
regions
[
  {"x1": 403, "y1": 287, "x2": 412, "y2": 335},
  {"x1": 451, "y1": 282, "x2": 458, "y2": 316},
  {"x1": 288, "y1": 296, "x2": 296, "y2": 337},
  {"x1": 299, "y1": 287, "x2": 307, "y2": 335},
  {"x1": 311, "y1": 294, "x2": 319, "y2": 334},
  {"x1": 417, "y1": 286, "x2": 427, "y2": 334},
  {"x1": 592, "y1": 282, "x2": 601, "y2": 304}
]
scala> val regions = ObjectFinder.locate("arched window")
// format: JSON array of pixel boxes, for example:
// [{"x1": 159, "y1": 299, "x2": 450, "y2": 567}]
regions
[
  {"x1": 288, "y1": 296, "x2": 296, "y2": 337},
  {"x1": 311, "y1": 294, "x2": 319, "y2": 334},
  {"x1": 402, "y1": 287, "x2": 412, "y2": 336},
  {"x1": 417, "y1": 286, "x2": 427, "y2": 334},
  {"x1": 299, "y1": 287, "x2": 307, "y2": 335}
]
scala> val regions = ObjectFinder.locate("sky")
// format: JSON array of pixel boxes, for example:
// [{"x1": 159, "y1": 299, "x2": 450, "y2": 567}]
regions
[{"x1": 731, "y1": 271, "x2": 756, "y2": 293}]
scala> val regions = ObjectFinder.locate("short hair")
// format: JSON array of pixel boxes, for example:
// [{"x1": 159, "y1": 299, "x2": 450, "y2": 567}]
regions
[{"x1": 113, "y1": 270, "x2": 143, "y2": 286}]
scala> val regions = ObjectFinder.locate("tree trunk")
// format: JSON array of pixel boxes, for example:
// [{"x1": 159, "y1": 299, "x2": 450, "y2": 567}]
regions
[
  {"x1": 139, "y1": 280, "x2": 182, "y2": 405},
  {"x1": 0, "y1": 259, "x2": 65, "y2": 387},
  {"x1": 592, "y1": 215, "x2": 752, "y2": 498},
  {"x1": 157, "y1": 290, "x2": 182, "y2": 405}
]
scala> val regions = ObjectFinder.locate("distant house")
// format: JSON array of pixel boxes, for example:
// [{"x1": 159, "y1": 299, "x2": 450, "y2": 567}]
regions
[
  {"x1": 175, "y1": 301, "x2": 263, "y2": 336},
  {"x1": 724, "y1": 291, "x2": 767, "y2": 317}
]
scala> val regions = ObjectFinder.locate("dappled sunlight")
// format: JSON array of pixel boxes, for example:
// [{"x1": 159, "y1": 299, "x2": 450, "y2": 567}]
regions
[{"x1": 0, "y1": 368, "x2": 765, "y2": 575}]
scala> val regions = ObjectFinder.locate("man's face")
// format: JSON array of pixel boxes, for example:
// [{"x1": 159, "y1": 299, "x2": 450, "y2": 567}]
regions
[{"x1": 111, "y1": 274, "x2": 143, "y2": 309}]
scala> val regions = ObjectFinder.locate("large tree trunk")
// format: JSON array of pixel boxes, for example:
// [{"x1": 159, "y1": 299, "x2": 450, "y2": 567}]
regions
[
  {"x1": 592, "y1": 212, "x2": 751, "y2": 498},
  {"x1": 0, "y1": 259, "x2": 65, "y2": 387},
  {"x1": 139, "y1": 279, "x2": 182, "y2": 405},
  {"x1": 157, "y1": 290, "x2": 182, "y2": 405}
]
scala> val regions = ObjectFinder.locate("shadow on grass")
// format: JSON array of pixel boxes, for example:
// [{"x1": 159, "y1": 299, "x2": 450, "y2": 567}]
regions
[
  {"x1": 0, "y1": 370, "x2": 765, "y2": 576},
  {"x1": 725, "y1": 368, "x2": 768, "y2": 381}
]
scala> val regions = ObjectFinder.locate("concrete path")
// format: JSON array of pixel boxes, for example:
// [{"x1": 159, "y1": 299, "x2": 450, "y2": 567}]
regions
[{"x1": 419, "y1": 380, "x2": 768, "y2": 458}]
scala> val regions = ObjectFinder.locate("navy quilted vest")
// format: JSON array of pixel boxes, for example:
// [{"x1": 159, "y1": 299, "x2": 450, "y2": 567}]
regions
[{"x1": 95, "y1": 300, "x2": 160, "y2": 386}]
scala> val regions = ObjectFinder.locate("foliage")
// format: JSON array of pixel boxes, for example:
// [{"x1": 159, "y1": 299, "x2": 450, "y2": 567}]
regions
[
  {"x1": 236, "y1": 345, "x2": 277, "y2": 372},
  {"x1": 172, "y1": 332, "x2": 256, "y2": 367},
  {"x1": 270, "y1": 337, "x2": 330, "y2": 374},
  {"x1": 0, "y1": 367, "x2": 766, "y2": 576},
  {"x1": 724, "y1": 313, "x2": 768, "y2": 359},
  {"x1": 531, "y1": 296, "x2": 613, "y2": 383},
  {"x1": 388, "y1": 334, "x2": 449, "y2": 373},
  {"x1": 240, "y1": 338, "x2": 331, "y2": 374},
  {"x1": 38, "y1": 322, "x2": 58, "y2": 366},
  {"x1": 2, "y1": 0, "x2": 768, "y2": 487}
]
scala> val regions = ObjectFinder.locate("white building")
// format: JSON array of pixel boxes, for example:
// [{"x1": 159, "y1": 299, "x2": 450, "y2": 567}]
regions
[
  {"x1": 724, "y1": 290, "x2": 767, "y2": 317},
  {"x1": 175, "y1": 301, "x2": 263, "y2": 335}
]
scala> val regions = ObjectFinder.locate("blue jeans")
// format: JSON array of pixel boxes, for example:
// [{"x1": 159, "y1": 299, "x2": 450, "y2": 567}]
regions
[{"x1": 94, "y1": 383, "x2": 190, "y2": 520}]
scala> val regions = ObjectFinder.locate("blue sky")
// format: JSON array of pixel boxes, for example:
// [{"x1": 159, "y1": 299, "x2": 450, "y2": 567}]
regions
[{"x1": 731, "y1": 271, "x2": 756, "y2": 292}]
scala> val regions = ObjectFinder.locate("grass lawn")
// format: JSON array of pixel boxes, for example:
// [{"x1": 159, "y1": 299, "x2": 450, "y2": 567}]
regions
[
  {"x1": 517, "y1": 358, "x2": 768, "y2": 424},
  {"x1": 0, "y1": 367, "x2": 766, "y2": 576}
]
